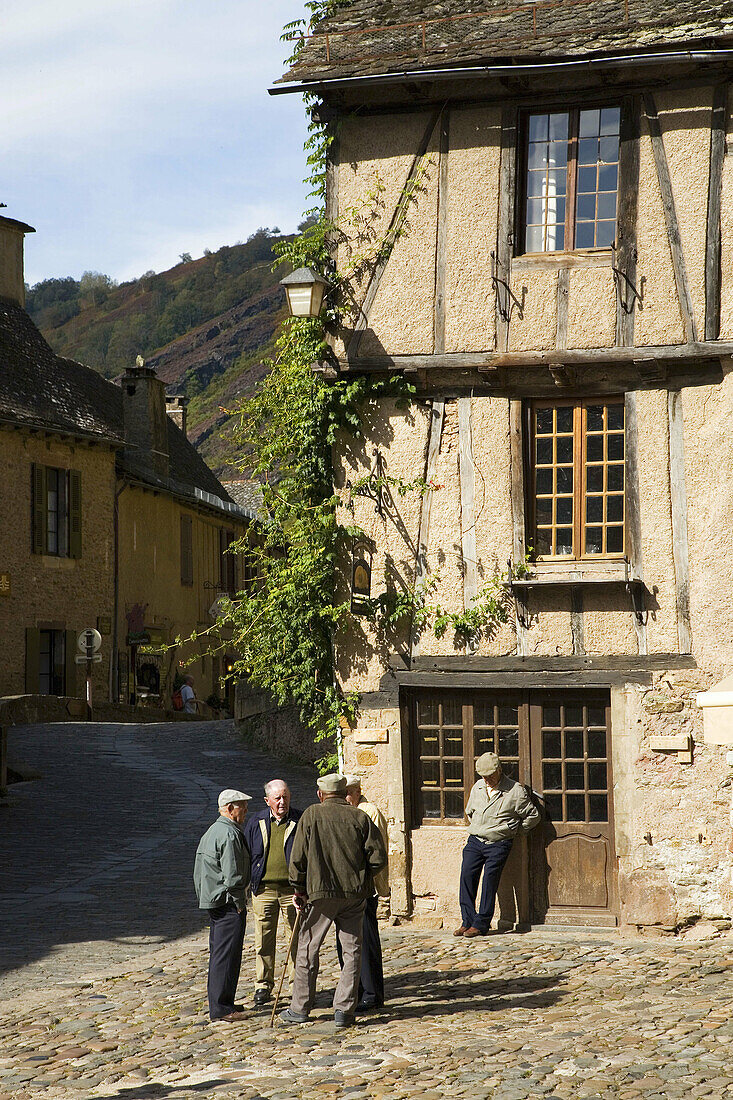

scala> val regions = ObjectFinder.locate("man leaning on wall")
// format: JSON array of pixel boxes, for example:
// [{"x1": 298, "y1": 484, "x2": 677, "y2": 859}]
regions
[{"x1": 456, "y1": 753, "x2": 540, "y2": 938}]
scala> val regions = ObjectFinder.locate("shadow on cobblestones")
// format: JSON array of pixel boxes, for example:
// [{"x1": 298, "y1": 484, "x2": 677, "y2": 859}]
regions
[
  {"x1": 368, "y1": 967, "x2": 565, "y2": 1020},
  {"x1": 0, "y1": 719, "x2": 317, "y2": 999}
]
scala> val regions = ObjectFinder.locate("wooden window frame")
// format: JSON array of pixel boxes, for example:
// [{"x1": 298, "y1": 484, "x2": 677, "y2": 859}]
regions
[
  {"x1": 31, "y1": 464, "x2": 81, "y2": 558},
  {"x1": 517, "y1": 102, "x2": 621, "y2": 256},
  {"x1": 528, "y1": 398, "x2": 626, "y2": 562}
]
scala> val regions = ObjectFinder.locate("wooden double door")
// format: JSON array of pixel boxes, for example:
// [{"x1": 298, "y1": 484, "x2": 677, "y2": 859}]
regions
[{"x1": 409, "y1": 689, "x2": 617, "y2": 925}]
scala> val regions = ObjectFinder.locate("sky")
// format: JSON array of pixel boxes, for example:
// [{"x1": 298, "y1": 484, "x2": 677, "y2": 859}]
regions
[{"x1": 1, "y1": 1, "x2": 312, "y2": 286}]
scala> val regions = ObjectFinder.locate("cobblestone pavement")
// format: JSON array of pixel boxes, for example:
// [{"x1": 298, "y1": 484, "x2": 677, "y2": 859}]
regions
[{"x1": 3, "y1": 722, "x2": 733, "y2": 1099}]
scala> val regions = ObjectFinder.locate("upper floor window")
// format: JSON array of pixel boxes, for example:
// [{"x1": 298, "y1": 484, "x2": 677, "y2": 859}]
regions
[
  {"x1": 31, "y1": 464, "x2": 82, "y2": 558},
  {"x1": 522, "y1": 106, "x2": 620, "y2": 254},
  {"x1": 530, "y1": 400, "x2": 625, "y2": 560}
]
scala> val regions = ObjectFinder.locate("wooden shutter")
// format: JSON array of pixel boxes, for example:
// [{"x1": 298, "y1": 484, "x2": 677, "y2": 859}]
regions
[
  {"x1": 64, "y1": 630, "x2": 77, "y2": 697},
  {"x1": 25, "y1": 628, "x2": 40, "y2": 692},
  {"x1": 180, "y1": 515, "x2": 193, "y2": 586},
  {"x1": 220, "y1": 528, "x2": 236, "y2": 592},
  {"x1": 69, "y1": 470, "x2": 82, "y2": 559},
  {"x1": 31, "y1": 464, "x2": 47, "y2": 555}
]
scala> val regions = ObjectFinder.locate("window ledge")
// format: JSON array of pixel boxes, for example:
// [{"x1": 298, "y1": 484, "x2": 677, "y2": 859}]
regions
[
  {"x1": 511, "y1": 560, "x2": 632, "y2": 588},
  {"x1": 511, "y1": 249, "x2": 612, "y2": 272}
]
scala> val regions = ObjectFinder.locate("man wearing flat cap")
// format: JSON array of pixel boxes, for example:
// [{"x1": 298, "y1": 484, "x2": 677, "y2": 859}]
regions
[
  {"x1": 193, "y1": 788, "x2": 252, "y2": 1021},
  {"x1": 280, "y1": 773, "x2": 387, "y2": 1028},
  {"x1": 456, "y1": 753, "x2": 540, "y2": 939}
]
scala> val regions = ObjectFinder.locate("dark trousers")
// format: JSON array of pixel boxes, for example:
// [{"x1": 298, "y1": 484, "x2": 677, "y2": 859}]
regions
[
  {"x1": 336, "y1": 893, "x2": 384, "y2": 1005},
  {"x1": 459, "y1": 835, "x2": 513, "y2": 933},
  {"x1": 207, "y1": 902, "x2": 245, "y2": 1019}
]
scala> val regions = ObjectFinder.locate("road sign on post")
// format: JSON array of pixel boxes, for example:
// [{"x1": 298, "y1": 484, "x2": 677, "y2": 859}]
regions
[{"x1": 77, "y1": 628, "x2": 102, "y2": 718}]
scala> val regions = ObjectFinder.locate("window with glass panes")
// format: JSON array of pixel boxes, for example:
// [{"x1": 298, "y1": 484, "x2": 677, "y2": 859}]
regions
[
  {"x1": 412, "y1": 694, "x2": 520, "y2": 824},
  {"x1": 523, "y1": 106, "x2": 620, "y2": 253},
  {"x1": 539, "y1": 700, "x2": 610, "y2": 824},
  {"x1": 531, "y1": 400, "x2": 625, "y2": 559}
]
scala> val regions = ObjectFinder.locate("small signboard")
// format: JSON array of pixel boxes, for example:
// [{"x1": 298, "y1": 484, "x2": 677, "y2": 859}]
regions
[
  {"x1": 0, "y1": 573, "x2": 10, "y2": 597},
  {"x1": 97, "y1": 615, "x2": 112, "y2": 635},
  {"x1": 77, "y1": 628, "x2": 102, "y2": 655}
]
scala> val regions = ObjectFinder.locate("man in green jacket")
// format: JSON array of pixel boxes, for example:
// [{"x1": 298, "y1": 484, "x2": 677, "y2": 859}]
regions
[
  {"x1": 193, "y1": 788, "x2": 252, "y2": 1022},
  {"x1": 279, "y1": 773, "x2": 387, "y2": 1029}
]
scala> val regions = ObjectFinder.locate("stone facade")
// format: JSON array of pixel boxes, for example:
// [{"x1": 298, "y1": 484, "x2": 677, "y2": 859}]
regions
[{"x1": 279, "y1": 33, "x2": 733, "y2": 930}]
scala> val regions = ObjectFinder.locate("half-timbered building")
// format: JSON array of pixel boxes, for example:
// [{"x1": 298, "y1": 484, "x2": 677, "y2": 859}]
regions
[{"x1": 274, "y1": 1, "x2": 733, "y2": 931}]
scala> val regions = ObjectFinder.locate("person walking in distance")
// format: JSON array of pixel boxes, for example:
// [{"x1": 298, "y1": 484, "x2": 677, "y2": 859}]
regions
[
  {"x1": 342, "y1": 775, "x2": 388, "y2": 1010},
  {"x1": 193, "y1": 788, "x2": 252, "y2": 1022},
  {"x1": 244, "y1": 779, "x2": 302, "y2": 1008},
  {"x1": 455, "y1": 753, "x2": 540, "y2": 938},
  {"x1": 279, "y1": 774, "x2": 387, "y2": 1029}
]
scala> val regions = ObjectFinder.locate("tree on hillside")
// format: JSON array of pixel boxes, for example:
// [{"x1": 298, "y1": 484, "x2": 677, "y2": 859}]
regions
[{"x1": 80, "y1": 270, "x2": 116, "y2": 307}]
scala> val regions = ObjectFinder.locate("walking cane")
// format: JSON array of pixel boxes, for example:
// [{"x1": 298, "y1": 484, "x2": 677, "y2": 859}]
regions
[{"x1": 269, "y1": 906, "x2": 303, "y2": 1027}]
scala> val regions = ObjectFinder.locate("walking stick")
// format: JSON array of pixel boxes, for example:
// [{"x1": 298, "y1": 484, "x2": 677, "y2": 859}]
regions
[{"x1": 269, "y1": 906, "x2": 303, "y2": 1027}]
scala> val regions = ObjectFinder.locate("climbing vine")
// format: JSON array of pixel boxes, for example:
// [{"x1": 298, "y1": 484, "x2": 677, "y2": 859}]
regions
[{"x1": 215, "y1": 2, "x2": 526, "y2": 769}]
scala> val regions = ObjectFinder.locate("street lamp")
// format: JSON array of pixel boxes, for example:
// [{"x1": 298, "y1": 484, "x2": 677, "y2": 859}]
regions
[{"x1": 280, "y1": 266, "x2": 330, "y2": 318}]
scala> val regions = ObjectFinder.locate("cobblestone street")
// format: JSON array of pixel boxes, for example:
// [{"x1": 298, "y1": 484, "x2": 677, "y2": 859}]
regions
[{"x1": 2, "y1": 721, "x2": 733, "y2": 1099}]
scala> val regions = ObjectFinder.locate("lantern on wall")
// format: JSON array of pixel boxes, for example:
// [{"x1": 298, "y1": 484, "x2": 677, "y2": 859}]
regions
[
  {"x1": 351, "y1": 537, "x2": 373, "y2": 613},
  {"x1": 279, "y1": 266, "x2": 330, "y2": 318}
]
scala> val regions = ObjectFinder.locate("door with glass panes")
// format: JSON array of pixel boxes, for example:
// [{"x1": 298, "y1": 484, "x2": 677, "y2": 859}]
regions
[{"x1": 409, "y1": 689, "x2": 616, "y2": 924}]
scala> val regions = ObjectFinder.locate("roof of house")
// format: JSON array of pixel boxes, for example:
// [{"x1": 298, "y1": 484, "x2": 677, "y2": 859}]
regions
[
  {"x1": 220, "y1": 479, "x2": 266, "y2": 517},
  {"x1": 0, "y1": 296, "x2": 248, "y2": 516},
  {"x1": 277, "y1": 0, "x2": 733, "y2": 86}
]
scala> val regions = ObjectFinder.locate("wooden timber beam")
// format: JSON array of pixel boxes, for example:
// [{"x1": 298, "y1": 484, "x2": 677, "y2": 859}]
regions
[
  {"x1": 705, "y1": 84, "x2": 727, "y2": 342},
  {"x1": 337, "y1": 340, "x2": 733, "y2": 373}
]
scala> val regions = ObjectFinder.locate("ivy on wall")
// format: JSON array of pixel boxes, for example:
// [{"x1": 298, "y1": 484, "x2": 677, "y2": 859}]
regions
[{"x1": 215, "y1": 1, "x2": 525, "y2": 769}]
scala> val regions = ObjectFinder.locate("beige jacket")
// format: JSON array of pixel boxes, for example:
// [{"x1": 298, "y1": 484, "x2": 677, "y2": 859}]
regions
[
  {"x1": 465, "y1": 776, "x2": 540, "y2": 842},
  {"x1": 356, "y1": 797, "x2": 390, "y2": 896}
]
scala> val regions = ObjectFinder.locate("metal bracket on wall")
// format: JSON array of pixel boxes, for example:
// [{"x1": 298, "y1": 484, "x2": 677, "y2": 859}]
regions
[
  {"x1": 612, "y1": 244, "x2": 645, "y2": 315},
  {"x1": 624, "y1": 561, "x2": 646, "y2": 625},
  {"x1": 491, "y1": 251, "x2": 526, "y2": 324}
]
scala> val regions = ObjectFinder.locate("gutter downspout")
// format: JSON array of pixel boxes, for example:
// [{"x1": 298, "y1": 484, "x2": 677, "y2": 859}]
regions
[{"x1": 111, "y1": 479, "x2": 129, "y2": 704}]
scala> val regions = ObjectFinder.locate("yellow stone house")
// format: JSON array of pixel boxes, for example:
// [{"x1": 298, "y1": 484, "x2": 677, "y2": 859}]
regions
[
  {"x1": 274, "y1": 1, "x2": 733, "y2": 931},
  {"x1": 0, "y1": 216, "x2": 254, "y2": 714}
]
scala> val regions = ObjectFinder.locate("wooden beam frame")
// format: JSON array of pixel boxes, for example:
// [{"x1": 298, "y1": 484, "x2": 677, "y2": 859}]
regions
[
  {"x1": 496, "y1": 104, "x2": 519, "y2": 354},
  {"x1": 457, "y1": 397, "x2": 478, "y2": 623},
  {"x1": 433, "y1": 109, "x2": 450, "y2": 354},
  {"x1": 509, "y1": 400, "x2": 530, "y2": 656},
  {"x1": 411, "y1": 398, "x2": 445, "y2": 658},
  {"x1": 705, "y1": 83, "x2": 727, "y2": 342},
  {"x1": 615, "y1": 94, "x2": 641, "y2": 347},
  {"x1": 667, "y1": 389, "x2": 693, "y2": 653},
  {"x1": 643, "y1": 92, "x2": 698, "y2": 344},
  {"x1": 624, "y1": 391, "x2": 648, "y2": 655},
  {"x1": 347, "y1": 106, "x2": 443, "y2": 359}
]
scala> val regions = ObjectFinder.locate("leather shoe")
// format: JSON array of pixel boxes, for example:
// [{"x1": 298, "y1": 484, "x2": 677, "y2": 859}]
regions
[
  {"x1": 279, "y1": 1007, "x2": 309, "y2": 1025},
  {"x1": 212, "y1": 1010, "x2": 248, "y2": 1022},
  {"x1": 462, "y1": 927, "x2": 486, "y2": 938},
  {"x1": 334, "y1": 1010, "x2": 355, "y2": 1028},
  {"x1": 253, "y1": 989, "x2": 270, "y2": 1007},
  {"x1": 356, "y1": 997, "x2": 382, "y2": 1012},
  {"x1": 453, "y1": 926, "x2": 469, "y2": 937}
]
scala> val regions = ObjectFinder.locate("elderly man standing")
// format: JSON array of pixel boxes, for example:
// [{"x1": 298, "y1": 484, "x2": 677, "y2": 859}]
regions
[
  {"x1": 280, "y1": 774, "x2": 387, "y2": 1028},
  {"x1": 342, "y1": 775, "x2": 388, "y2": 1010},
  {"x1": 193, "y1": 788, "x2": 252, "y2": 1022},
  {"x1": 456, "y1": 753, "x2": 540, "y2": 939},
  {"x1": 244, "y1": 779, "x2": 302, "y2": 1008}
]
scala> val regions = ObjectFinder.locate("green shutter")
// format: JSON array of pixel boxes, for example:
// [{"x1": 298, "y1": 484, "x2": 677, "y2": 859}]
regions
[
  {"x1": 25, "y1": 628, "x2": 40, "y2": 693},
  {"x1": 69, "y1": 470, "x2": 82, "y2": 559},
  {"x1": 64, "y1": 630, "x2": 77, "y2": 697},
  {"x1": 31, "y1": 464, "x2": 46, "y2": 555}
]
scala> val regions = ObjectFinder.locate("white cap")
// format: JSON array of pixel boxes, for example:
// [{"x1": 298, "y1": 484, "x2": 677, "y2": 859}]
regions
[
  {"x1": 344, "y1": 774, "x2": 362, "y2": 788},
  {"x1": 218, "y1": 788, "x2": 252, "y2": 807}
]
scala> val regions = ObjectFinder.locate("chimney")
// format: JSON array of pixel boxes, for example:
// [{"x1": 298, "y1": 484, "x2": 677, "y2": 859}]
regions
[
  {"x1": 165, "y1": 393, "x2": 188, "y2": 438},
  {"x1": 121, "y1": 356, "x2": 170, "y2": 478},
  {"x1": 0, "y1": 215, "x2": 35, "y2": 308}
]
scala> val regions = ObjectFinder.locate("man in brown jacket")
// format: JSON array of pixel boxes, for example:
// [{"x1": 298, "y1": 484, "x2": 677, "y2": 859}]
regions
[{"x1": 279, "y1": 773, "x2": 387, "y2": 1028}]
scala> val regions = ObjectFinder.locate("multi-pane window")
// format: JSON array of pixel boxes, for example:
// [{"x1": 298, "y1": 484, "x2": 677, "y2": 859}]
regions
[
  {"x1": 46, "y1": 468, "x2": 69, "y2": 557},
  {"x1": 540, "y1": 701, "x2": 610, "y2": 824},
  {"x1": 531, "y1": 400, "x2": 625, "y2": 559},
  {"x1": 31, "y1": 464, "x2": 81, "y2": 557},
  {"x1": 39, "y1": 629, "x2": 66, "y2": 695},
  {"x1": 414, "y1": 695, "x2": 520, "y2": 823},
  {"x1": 523, "y1": 106, "x2": 620, "y2": 253}
]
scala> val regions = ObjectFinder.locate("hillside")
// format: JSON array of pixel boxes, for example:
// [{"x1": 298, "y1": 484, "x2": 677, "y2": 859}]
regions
[{"x1": 26, "y1": 230, "x2": 288, "y2": 476}]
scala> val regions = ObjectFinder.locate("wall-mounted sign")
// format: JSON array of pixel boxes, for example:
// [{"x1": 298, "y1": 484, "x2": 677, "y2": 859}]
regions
[
  {"x1": 97, "y1": 615, "x2": 112, "y2": 635},
  {"x1": 0, "y1": 573, "x2": 10, "y2": 597}
]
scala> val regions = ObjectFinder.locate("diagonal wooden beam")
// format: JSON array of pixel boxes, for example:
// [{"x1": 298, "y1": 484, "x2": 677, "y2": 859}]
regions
[
  {"x1": 643, "y1": 92, "x2": 698, "y2": 344},
  {"x1": 347, "y1": 106, "x2": 443, "y2": 359}
]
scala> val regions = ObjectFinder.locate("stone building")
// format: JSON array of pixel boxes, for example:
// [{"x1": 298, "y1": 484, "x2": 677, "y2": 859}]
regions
[
  {"x1": 274, "y1": 1, "x2": 733, "y2": 931},
  {"x1": 0, "y1": 217, "x2": 253, "y2": 711}
]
